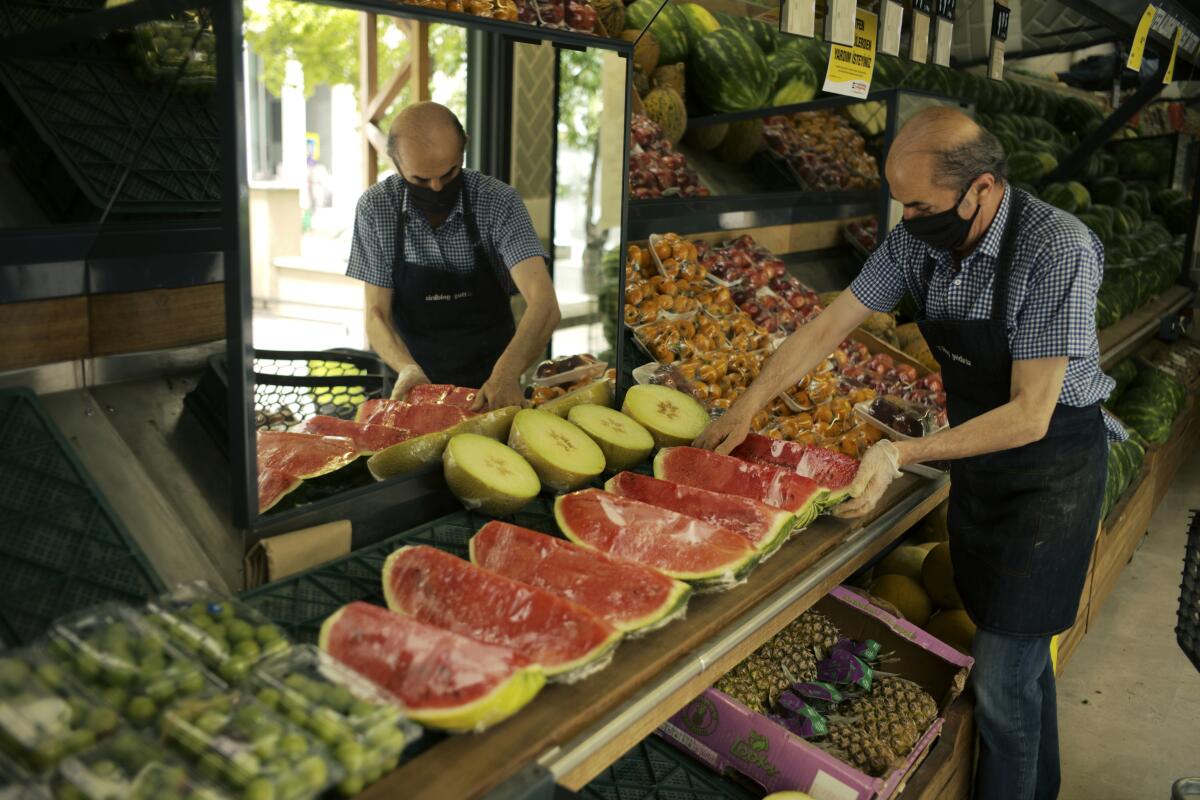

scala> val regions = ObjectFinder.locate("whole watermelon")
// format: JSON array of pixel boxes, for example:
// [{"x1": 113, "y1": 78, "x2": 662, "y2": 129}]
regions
[
  {"x1": 1042, "y1": 183, "x2": 1077, "y2": 214},
  {"x1": 713, "y1": 12, "x2": 778, "y2": 53},
  {"x1": 691, "y1": 27, "x2": 771, "y2": 113},
  {"x1": 773, "y1": 80, "x2": 817, "y2": 106},
  {"x1": 767, "y1": 46, "x2": 818, "y2": 93},
  {"x1": 626, "y1": 0, "x2": 689, "y2": 66},
  {"x1": 676, "y1": 2, "x2": 720, "y2": 46}
]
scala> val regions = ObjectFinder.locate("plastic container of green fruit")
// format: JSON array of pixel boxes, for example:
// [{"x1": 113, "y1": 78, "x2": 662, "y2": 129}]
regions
[
  {"x1": 47, "y1": 603, "x2": 224, "y2": 730},
  {"x1": 249, "y1": 646, "x2": 420, "y2": 796},
  {"x1": 52, "y1": 726, "x2": 228, "y2": 800},
  {"x1": 161, "y1": 690, "x2": 343, "y2": 800},
  {"x1": 146, "y1": 582, "x2": 291, "y2": 685},
  {"x1": 0, "y1": 749, "x2": 50, "y2": 798},
  {"x1": 0, "y1": 645, "x2": 115, "y2": 775}
]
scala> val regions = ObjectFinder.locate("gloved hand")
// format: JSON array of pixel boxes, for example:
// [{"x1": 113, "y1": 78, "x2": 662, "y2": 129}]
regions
[
  {"x1": 390, "y1": 364, "x2": 429, "y2": 400},
  {"x1": 833, "y1": 440, "x2": 903, "y2": 519}
]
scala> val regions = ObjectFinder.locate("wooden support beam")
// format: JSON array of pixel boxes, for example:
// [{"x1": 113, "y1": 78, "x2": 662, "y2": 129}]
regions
[
  {"x1": 366, "y1": 60, "x2": 413, "y2": 124},
  {"x1": 363, "y1": 121, "x2": 389, "y2": 157},
  {"x1": 360, "y1": 12, "x2": 379, "y2": 186}
]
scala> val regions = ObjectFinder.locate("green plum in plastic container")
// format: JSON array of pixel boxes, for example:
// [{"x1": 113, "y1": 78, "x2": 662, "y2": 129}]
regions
[
  {"x1": 146, "y1": 583, "x2": 290, "y2": 685},
  {"x1": 51, "y1": 726, "x2": 228, "y2": 800},
  {"x1": 249, "y1": 645, "x2": 420, "y2": 796},
  {"x1": 47, "y1": 603, "x2": 223, "y2": 729},
  {"x1": 160, "y1": 690, "x2": 342, "y2": 800},
  {"x1": 0, "y1": 747, "x2": 50, "y2": 799},
  {"x1": 0, "y1": 646, "x2": 114, "y2": 775}
]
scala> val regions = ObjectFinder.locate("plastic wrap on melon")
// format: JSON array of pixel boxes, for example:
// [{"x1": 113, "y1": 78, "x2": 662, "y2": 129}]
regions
[{"x1": 319, "y1": 603, "x2": 545, "y2": 733}]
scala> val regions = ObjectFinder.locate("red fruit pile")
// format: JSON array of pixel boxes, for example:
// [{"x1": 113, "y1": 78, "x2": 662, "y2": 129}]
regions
[
  {"x1": 840, "y1": 353, "x2": 947, "y2": 424},
  {"x1": 846, "y1": 217, "x2": 878, "y2": 252},
  {"x1": 628, "y1": 115, "x2": 709, "y2": 200},
  {"x1": 763, "y1": 111, "x2": 880, "y2": 191},
  {"x1": 695, "y1": 235, "x2": 823, "y2": 334}
]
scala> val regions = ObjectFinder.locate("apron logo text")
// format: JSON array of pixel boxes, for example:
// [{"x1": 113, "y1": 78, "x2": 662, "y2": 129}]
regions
[
  {"x1": 424, "y1": 291, "x2": 473, "y2": 302},
  {"x1": 936, "y1": 344, "x2": 974, "y2": 366}
]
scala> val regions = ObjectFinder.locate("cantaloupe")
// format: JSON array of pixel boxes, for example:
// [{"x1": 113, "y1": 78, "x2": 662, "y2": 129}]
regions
[
  {"x1": 869, "y1": 574, "x2": 932, "y2": 627},
  {"x1": 443, "y1": 433, "x2": 540, "y2": 516},
  {"x1": 875, "y1": 545, "x2": 931, "y2": 582},
  {"x1": 540, "y1": 380, "x2": 614, "y2": 418},
  {"x1": 925, "y1": 609, "x2": 976, "y2": 654},
  {"x1": 508, "y1": 409, "x2": 605, "y2": 492},
  {"x1": 914, "y1": 499, "x2": 949, "y2": 543},
  {"x1": 922, "y1": 542, "x2": 963, "y2": 610},
  {"x1": 620, "y1": 385, "x2": 709, "y2": 449},
  {"x1": 567, "y1": 405, "x2": 654, "y2": 472}
]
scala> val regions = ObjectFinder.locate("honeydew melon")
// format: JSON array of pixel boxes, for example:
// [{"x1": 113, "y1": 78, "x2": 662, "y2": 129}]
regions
[
  {"x1": 443, "y1": 433, "x2": 540, "y2": 516},
  {"x1": 567, "y1": 405, "x2": 654, "y2": 472},
  {"x1": 508, "y1": 409, "x2": 605, "y2": 492},
  {"x1": 620, "y1": 384, "x2": 709, "y2": 449}
]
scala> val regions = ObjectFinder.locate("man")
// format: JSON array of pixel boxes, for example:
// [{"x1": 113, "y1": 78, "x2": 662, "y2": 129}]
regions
[
  {"x1": 698, "y1": 107, "x2": 1121, "y2": 800},
  {"x1": 346, "y1": 102, "x2": 561, "y2": 411}
]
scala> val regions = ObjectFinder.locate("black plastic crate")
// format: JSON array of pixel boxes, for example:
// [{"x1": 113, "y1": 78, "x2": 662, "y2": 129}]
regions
[
  {"x1": 0, "y1": 388, "x2": 164, "y2": 647},
  {"x1": 581, "y1": 735, "x2": 758, "y2": 800},
  {"x1": 1178, "y1": 510, "x2": 1200, "y2": 675}
]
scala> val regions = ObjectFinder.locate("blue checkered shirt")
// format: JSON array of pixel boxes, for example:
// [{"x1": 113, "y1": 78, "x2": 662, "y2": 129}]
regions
[
  {"x1": 346, "y1": 169, "x2": 548, "y2": 293},
  {"x1": 850, "y1": 185, "x2": 1126, "y2": 441}
]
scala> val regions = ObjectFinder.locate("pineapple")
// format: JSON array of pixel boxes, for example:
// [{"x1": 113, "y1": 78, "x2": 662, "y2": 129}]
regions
[
  {"x1": 841, "y1": 697, "x2": 921, "y2": 755},
  {"x1": 867, "y1": 677, "x2": 938, "y2": 729},
  {"x1": 715, "y1": 616, "x2": 822, "y2": 713},
  {"x1": 823, "y1": 722, "x2": 899, "y2": 777},
  {"x1": 792, "y1": 609, "x2": 842, "y2": 656}
]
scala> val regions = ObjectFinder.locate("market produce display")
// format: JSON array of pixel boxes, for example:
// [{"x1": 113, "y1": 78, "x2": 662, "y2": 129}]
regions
[
  {"x1": 320, "y1": 602, "x2": 545, "y2": 733},
  {"x1": 554, "y1": 489, "x2": 761, "y2": 589},
  {"x1": 762, "y1": 111, "x2": 880, "y2": 191},
  {"x1": 443, "y1": 433, "x2": 541, "y2": 516},
  {"x1": 533, "y1": 374, "x2": 617, "y2": 416},
  {"x1": 50, "y1": 728, "x2": 221, "y2": 800},
  {"x1": 290, "y1": 415, "x2": 413, "y2": 455},
  {"x1": 654, "y1": 446, "x2": 823, "y2": 523},
  {"x1": 125, "y1": 18, "x2": 217, "y2": 92},
  {"x1": 381, "y1": 546, "x2": 622, "y2": 681},
  {"x1": 365, "y1": 405, "x2": 519, "y2": 480},
  {"x1": 397, "y1": 0, "x2": 601, "y2": 34},
  {"x1": 606, "y1": 471, "x2": 796, "y2": 558},
  {"x1": 468, "y1": 521, "x2": 693, "y2": 635},
  {"x1": 1145, "y1": 338, "x2": 1200, "y2": 389},
  {"x1": 354, "y1": 399, "x2": 474, "y2": 432},
  {"x1": 629, "y1": 114, "x2": 709, "y2": 199}
]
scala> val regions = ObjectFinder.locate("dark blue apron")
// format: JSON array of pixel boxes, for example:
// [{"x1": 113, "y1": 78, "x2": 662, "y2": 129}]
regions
[
  {"x1": 916, "y1": 189, "x2": 1107, "y2": 637},
  {"x1": 389, "y1": 183, "x2": 516, "y2": 389}
]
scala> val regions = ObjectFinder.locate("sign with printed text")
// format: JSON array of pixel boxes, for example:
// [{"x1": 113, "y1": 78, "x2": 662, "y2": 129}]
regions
[
  {"x1": 1127, "y1": 5, "x2": 1157, "y2": 71},
  {"x1": 823, "y1": 7, "x2": 877, "y2": 99},
  {"x1": 1164, "y1": 25, "x2": 1182, "y2": 83},
  {"x1": 988, "y1": 0, "x2": 1010, "y2": 80}
]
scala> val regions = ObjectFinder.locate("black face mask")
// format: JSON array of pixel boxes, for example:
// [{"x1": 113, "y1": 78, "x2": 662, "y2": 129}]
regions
[
  {"x1": 403, "y1": 170, "x2": 464, "y2": 215},
  {"x1": 902, "y1": 184, "x2": 980, "y2": 251}
]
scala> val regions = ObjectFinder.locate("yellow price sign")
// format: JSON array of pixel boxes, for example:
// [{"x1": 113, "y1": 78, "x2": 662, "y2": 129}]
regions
[
  {"x1": 1164, "y1": 25, "x2": 1183, "y2": 83},
  {"x1": 823, "y1": 7, "x2": 878, "y2": 99},
  {"x1": 1127, "y1": 4, "x2": 1157, "y2": 71}
]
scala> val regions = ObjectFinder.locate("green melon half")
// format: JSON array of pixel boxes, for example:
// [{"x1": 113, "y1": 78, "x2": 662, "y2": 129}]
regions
[
  {"x1": 367, "y1": 406, "x2": 519, "y2": 480},
  {"x1": 621, "y1": 384, "x2": 709, "y2": 448},
  {"x1": 318, "y1": 606, "x2": 545, "y2": 733},
  {"x1": 508, "y1": 409, "x2": 605, "y2": 492},
  {"x1": 567, "y1": 405, "x2": 655, "y2": 472},
  {"x1": 443, "y1": 433, "x2": 540, "y2": 516}
]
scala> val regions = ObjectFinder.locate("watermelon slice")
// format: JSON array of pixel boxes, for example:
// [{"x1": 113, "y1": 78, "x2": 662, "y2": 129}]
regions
[
  {"x1": 382, "y1": 546, "x2": 622, "y2": 682},
  {"x1": 319, "y1": 601, "x2": 545, "y2": 732},
  {"x1": 731, "y1": 433, "x2": 859, "y2": 507},
  {"x1": 469, "y1": 521, "x2": 692, "y2": 636},
  {"x1": 256, "y1": 431, "x2": 359, "y2": 513},
  {"x1": 407, "y1": 384, "x2": 478, "y2": 408},
  {"x1": 291, "y1": 415, "x2": 413, "y2": 454},
  {"x1": 654, "y1": 446, "x2": 823, "y2": 527},
  {"x1": 553, "y1": 489, "x2": 760, "y2": 590},
  {"x1": 604, "y1": 471, "x2": 795, "y2": 559},
  {"x1": 355, "y1": 399, "x2": 474, "y2": 433}
]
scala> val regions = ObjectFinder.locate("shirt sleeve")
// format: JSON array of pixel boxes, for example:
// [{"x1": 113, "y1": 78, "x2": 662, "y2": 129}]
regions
[
  {"x1": 1010, "y1": 225, "x2": 1103, "y2": 361},
  {"x1": 491, "y1": 185, "x2": 549, "y2": 271},
  {"x1": 849, "y1": 227, "x2": 912, "y2": 313},
  {"x1": 346, "y1": 194, "x2": 391, "y2": 288}
]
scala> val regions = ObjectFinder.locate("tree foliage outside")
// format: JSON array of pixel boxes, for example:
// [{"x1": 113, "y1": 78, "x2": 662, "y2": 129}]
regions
[{"x1": 556, "y1": 48, "x2": 602, "y2": 200}]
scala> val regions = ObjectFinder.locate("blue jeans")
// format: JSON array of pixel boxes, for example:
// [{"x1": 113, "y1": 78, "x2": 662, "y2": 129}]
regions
[{"x1": 971, "y1": 628, "x2": 1060, "y2": 800}]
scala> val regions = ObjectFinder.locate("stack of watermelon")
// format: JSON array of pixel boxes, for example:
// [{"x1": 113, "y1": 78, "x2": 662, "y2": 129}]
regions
[
  {"x1": 1110, "y1": 364, "x2": 1188, "y2": 445},
  {"x1": 1101, "y1": 434, "x2": 1146, "y2": 521}
]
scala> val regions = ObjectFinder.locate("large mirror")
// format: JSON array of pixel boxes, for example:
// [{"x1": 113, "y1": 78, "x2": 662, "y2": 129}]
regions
[{"x1": 240, "y1": 1, "x2": 632, "y2": 527}]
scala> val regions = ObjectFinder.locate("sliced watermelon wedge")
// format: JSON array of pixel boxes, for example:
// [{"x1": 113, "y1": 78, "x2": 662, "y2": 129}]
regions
[
  {"x1": 256, "y1": 431, "x2": 359, "y2": 513},
  {"x1": 731, "y1": 433, "x2": 859, "y2": 508},
  {"x1": 654, "y1": 446, "x2": 823, "y2": 526},
  {"x1": 407, "y1": 384, "x2": 479, "y2": 409},
  {"x1": 382, "y1": 546, "x2": 621, "y2": 683},
  {"x1": 469, "y1": 521, "x2": 692, "y2": 636},
  {"x1": 291, "y1": 415, "x2": 413, "y2": 454},
  {"x1": 319, "y1": 601, "x2": 545, "y2": 732},
  {"x1": 355, "y1": 399, "x2": 475, "y2": 433},
  {"x1": 554, "y1": 489, "x2": 760, "y2": 591},
  {"x1": 604, "y1": 471, "x2": 796, "y2": 560}
]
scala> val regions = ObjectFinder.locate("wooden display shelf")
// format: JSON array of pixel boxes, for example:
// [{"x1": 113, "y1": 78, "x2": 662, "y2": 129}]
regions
[
  {"x1": 358, "y1": 476, "x2": 950, "y2": 800},
  {"x1": 1098, "y1": 286, "x2": 1194, "y2": 370},
  {"x1": 903, "y1": 694, "x2": 976, "y2": 800}
]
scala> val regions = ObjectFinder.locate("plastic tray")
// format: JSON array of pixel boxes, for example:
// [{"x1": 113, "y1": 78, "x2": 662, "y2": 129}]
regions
[
  {"x1": 530, "y1": 358, "x2": 608, "y2": 388},
  {"x1": 249, "y1": 645, "x2": 421, "y2": 796},
  {"x1": 47, "y1": 603, "x2": 224, "y2": 728},
  {"x1": 853, "y1": 397, "x2": 947, "y2": 441},
  {"x1": 0, "y1": 389, "x2": 164, "y2": 648},
  {"x1": 0, "y1": 644, "x2": 112, "y2": 775},
  {"x1": 145, "y1": 582, "x2": 291, "y2": 685},
  {"x1": 52, "y1": 726, "x2": 226, "y2": 800},
  {"x1": 581, "y1": 734, "x2": 758, "y2": 800}
]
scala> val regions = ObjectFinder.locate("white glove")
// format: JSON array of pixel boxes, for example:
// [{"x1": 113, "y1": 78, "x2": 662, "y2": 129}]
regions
[
  {"x1": 834, "y1": 440, "x2": 903, "y2": 519},
  {"x1": 390, "y1": 364, "x2": 430, "y2": 400}
]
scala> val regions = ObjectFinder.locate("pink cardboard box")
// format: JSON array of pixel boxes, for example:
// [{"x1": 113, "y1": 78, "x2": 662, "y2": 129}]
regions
[{"x1": 657, "y1": 585, "x2": 974, "y2": 800}]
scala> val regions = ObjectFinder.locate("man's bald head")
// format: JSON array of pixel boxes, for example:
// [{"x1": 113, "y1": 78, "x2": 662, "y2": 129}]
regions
[
  {"x1": 388, "y1": 102, "x2": 467, "y2": 190},
  {"x1": 887, "y1": 107, "x2": 1007, "y2": 193}
]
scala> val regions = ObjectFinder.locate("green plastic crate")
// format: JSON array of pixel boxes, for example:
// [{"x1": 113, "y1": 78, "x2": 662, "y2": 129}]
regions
[
  {"x1": 0, "y1": 389, "x2": 164, "y2": 647},
  {"x1": 582, "y1": 735, "x2": 758, "y2": 800}
]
